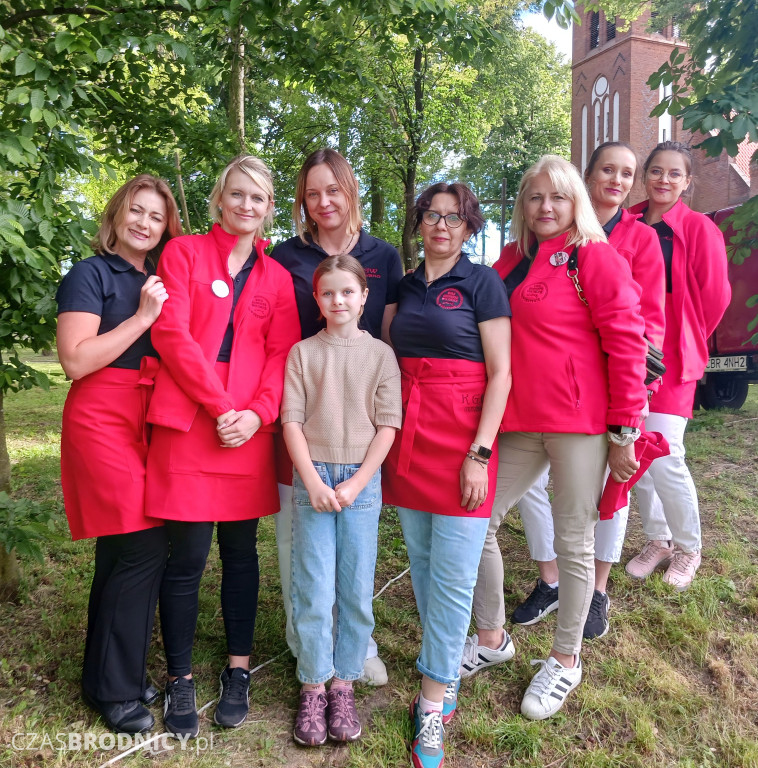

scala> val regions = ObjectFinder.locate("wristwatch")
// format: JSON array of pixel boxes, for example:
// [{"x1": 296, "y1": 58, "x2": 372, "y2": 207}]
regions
[
  {"x1": 607, "y1": 425, "x2": 641, "y2": 447},
  {"x1": 469, "y1": 443, "x2": 493, "y2": 460}
]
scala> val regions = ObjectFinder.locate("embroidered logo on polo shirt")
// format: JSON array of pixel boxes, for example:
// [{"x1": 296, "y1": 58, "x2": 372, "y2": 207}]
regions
[
  {"x1": 364, "y1": 267, "x2": 381, "y2": 279},
  {"x1": 250, "y1": 296, "x2": 271, "y2": 318},
  {"x1": 436, "y1": 288, "x2": 463, "y2": 310},
  {"x1": 522, "y1": 283, "x2": 548, "y2": 302}
]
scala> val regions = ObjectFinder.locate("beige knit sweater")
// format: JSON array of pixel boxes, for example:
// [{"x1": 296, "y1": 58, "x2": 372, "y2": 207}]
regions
[{"x1": 281, "y1": 330, "x2": 402, "y2": 464}]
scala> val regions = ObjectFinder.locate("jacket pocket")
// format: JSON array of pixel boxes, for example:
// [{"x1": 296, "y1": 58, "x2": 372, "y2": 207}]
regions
[{"x1": 566, "y1": 356, "x2": 581, "y2": 408}]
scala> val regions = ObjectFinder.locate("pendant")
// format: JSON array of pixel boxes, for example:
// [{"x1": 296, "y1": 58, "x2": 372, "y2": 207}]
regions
[
  {"x1": 550, "y1": 251, "x2": 569, "y2": 267},
  {"x1": 211, "y1": 279, "x2": 230, "y2": 298}
]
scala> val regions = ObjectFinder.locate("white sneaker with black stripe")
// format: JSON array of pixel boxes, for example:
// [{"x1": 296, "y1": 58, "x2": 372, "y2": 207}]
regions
[
  {"x1": 459, "y1": 632, "x2": 516, "y2": 678},
  {"x1": 520, "y1": 655, "x2": 582, "y2": 720}
]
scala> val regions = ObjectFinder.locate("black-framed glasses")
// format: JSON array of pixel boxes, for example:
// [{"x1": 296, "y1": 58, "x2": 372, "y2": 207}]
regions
[{"x1": 421, "y1": 210, "x2": 464, "y2": 228}]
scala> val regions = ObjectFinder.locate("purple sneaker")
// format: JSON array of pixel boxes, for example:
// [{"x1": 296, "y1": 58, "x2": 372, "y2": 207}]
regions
[
  {"x1": 293, "y1": 690, "x2": 327, "y2": 746},
  {"x1": 326, "y1": 687, "x2": 362, "y2": 742}
]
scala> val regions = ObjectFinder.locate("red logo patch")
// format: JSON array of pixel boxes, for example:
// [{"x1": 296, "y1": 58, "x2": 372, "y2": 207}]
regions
[
  {"x1": 436, "y1": 288, "x2": 464, "y2": 310},
  {"x1": 250, "y1": 296, "x2": 271, "y2": 318},
  {"x1": 522, "y1": 283, "x2": 548, "y2": 302}
]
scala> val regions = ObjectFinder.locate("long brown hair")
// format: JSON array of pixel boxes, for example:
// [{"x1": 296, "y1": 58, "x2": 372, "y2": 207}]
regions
[{"x1": 293, "y1": 149, "x2": 362, "y2": 242}]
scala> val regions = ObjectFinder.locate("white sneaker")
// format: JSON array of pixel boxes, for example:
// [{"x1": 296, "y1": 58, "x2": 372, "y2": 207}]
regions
[
  {"x1": 358, "y1": 655, "x2": 388, "y2": 686},
  {"x1": 520, "y1": 656, "x2": 582, "y2": 720},
  {"x1": 459, "y1": 632, "x2": 516, "y2": 678}
]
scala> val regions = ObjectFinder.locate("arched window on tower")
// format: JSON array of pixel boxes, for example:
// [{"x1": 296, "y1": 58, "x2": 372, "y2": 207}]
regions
[
  {"x1": 590, "y1": 12, "x2": 600, "y2": 48},
  {"x1": 581, "y1": 105, "x2": 588, "y2": 173},
  {"x1": 658, "y1": 82, "x2": 672, "y2": 141},
  {"x1": 592, "y1": 76, "x2": 609, "y2": 148}
]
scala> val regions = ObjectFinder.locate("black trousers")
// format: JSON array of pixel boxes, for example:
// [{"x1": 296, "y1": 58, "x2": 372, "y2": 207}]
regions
[
  {"x1": 82, "y1": 526, "x2": 168, "y2": 702},
  {"x1": 159, "y1": 519, "x2": 260, "y2": 677}
]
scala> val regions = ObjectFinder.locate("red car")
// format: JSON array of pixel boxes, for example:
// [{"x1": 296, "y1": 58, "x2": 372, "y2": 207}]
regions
[{"x1": 698, "y1": 206, "x2": 758, "y2": 409}]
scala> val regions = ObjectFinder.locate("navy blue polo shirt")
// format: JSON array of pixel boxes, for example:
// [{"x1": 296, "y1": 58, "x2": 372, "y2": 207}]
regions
[
  {"x1": 270, "y1": 229, "x2": 404, "y2": 340},
  {"x1": 390, "y1": 254, "x2": 511, "y2": 362},
  {"x1": 56, "y1": 253, "x2": 157, "y2": 370}
]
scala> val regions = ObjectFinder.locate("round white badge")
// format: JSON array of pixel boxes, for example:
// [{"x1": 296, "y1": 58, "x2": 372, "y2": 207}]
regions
[
  {"x1": 211, "y1": 279, "x2": 230, "y2": 298},
  {"x1": 550, "y1": 251, "x2": 569, "y2": 267}
]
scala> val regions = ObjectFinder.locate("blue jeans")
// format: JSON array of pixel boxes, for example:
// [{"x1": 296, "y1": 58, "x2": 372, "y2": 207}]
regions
[
  {"x1": 291, "y1": 463, "x2": 381, "y2": 684},
  {"x1": 398, "y1": 507, "x2": 489, "y2": 684}
]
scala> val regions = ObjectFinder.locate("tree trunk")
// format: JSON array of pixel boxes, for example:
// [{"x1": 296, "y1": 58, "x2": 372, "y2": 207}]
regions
[
  {"x1": 401, "y1": 164, "x2": 418, "y2": 271},
  {"x1": 229, "y1": 29, "x2": 245, "y2": 151},
  {"x1": 370, "y1": 176, "x2": 384, "y2": 230},
  {"x1": 0, "y1": 387, "x2": 20, "y2": 602},
  {"x1": 174, "y1": 150, "x2": 191, "y2": 234}
]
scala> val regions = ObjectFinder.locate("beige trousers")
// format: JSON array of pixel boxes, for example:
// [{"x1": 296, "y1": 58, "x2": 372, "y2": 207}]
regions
[{"x1": 473, "y1": 431, "x2": 607, "y2": 657}]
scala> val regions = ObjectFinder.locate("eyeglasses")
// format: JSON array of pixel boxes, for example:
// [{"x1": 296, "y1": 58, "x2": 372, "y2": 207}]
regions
[
  {"x1": 421, "y1": 210, "x2": 464, "y2": 228},
  {"x1": 647, "y1": 168, "x2": 685, "y2": 181}
]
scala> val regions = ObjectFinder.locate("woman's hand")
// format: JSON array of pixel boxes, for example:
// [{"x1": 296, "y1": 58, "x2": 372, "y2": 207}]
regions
[
  {"x1": 608, "y1": 442, "x2": 640, "y2": 483},
  {"x1": 460, "y1": 455, "x2": 488, "y2": 512},
  {"x1": 134, "y1": 275, "x2": 169, "y2": 326},
  {"x1": 217, "y1": 409, "x2": 262, "y2": 448},
  {"x1": 307, "y1": 480, "x2": 342, "y2": 513}
]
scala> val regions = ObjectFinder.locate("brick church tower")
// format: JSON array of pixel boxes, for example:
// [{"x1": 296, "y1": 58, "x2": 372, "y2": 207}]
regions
[{"x1": 570, "y1": 5, "x2": 755, "y2": 212}]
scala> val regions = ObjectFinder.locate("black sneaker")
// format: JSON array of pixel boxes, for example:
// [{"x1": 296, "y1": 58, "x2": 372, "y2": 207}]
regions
[
  {"x1": 582, "y1": 589, "x2": 610, "y2": 640},
  {"x1": 213, "y1": 667, "x2": 250, "y2": 728},
  {"x1": 511, "y1": 579, "x2": 559, "y2": 625},
  {"x1": 164, "y1": 677, "x2": 199, "y2": 739}
]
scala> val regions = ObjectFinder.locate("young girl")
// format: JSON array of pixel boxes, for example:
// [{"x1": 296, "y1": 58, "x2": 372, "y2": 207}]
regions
[{"x1": 281, "y1": 254, "x2": 401, "y2": 745}]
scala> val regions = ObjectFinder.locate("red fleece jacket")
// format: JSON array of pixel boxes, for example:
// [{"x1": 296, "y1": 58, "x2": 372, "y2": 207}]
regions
[
  {"x1": 147, "y1": 224, "x2": 299, "y2": 431},
  {"x1": 494, "y1": 233, "x2": 647, "y2": 434},
  {"x1": 628, "y1": 198, "x2": 731, "y2": 383}
]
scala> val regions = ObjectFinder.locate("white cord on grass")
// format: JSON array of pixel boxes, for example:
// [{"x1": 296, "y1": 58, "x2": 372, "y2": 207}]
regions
[{"x1": 97, "y1": 567, "x2": 409, "y2": 767}]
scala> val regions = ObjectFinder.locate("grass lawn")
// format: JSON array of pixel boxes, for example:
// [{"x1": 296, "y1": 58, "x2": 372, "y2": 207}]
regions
[{"x1": 0, "y1": 361, "x2": 757, "y2": 767}]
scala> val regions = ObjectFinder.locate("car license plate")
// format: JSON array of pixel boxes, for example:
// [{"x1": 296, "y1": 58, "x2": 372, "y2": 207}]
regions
[{"x1": 705, "y1": 355, "x2": 747, "y2": 372}]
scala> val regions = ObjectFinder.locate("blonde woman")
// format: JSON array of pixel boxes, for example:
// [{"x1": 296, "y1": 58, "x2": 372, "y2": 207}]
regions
[{"x1": 465, "y1": 156, "x2": 648, "y2": 720}]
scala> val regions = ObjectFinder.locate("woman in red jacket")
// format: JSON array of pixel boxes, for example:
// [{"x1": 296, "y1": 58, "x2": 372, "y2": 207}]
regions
[
  {"x1": 145, "y1": 155, "x2": 299, "y2": 738},
  {"x1": 625, "y1": 141, "x2": 730, "y2": 590},
  {"x1": 503, "y1": 142, "x2": 666, "y2": 642},
  {"x1": 465, "y1": 155, "x2": 648, "y2": 720},
  {"x1": 57, "y1": 174, "x2": 182, "y2": 733}
]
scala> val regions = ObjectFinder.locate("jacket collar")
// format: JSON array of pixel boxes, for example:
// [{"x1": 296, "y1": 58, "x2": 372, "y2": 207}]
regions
[
  {"x1": 628, "y1": 197, "x2": 688, "y2": 229},
  {"x1": 209, "y1": 222, "x2": 270, "y2": 264}
]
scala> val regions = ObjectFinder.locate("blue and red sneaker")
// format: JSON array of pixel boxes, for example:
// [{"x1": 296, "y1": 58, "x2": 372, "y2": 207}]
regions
[
  {"x1": 442, "y1": 679, "x2": 459, "y2": 724},
  {"x1": 409, "y1": 695, "x2": 445, "y2": 768}
]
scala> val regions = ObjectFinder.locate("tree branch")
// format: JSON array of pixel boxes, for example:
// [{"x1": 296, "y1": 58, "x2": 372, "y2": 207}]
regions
[{"x1": 1, "y1": 4, "x2": 188, "y2": 29}]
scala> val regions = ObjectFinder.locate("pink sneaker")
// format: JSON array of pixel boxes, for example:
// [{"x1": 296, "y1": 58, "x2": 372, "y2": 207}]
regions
[
  {"x1": 625, "y1": 540, "x2": 675, "y2": 579},
  {"x1": 663, "y1": 549, "x2": 701, "y2": 590}
]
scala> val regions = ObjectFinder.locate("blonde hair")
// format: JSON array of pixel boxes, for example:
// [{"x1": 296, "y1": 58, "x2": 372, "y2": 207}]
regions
[
  {"x1": 511, "y1": 155, "x2": 606, "y2": 256},
  {"x1": 209, "y1": 155, "x2": 275, "y2": 239},
  {"x1": 92, "y1": 174, "x2": 183, "y2": 266},
  {"x1": 293, "y1": 149, "x2": 362, "y2": 242}
]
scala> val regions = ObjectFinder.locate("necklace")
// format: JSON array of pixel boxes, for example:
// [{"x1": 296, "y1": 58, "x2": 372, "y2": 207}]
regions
[{"x1": 315, "y1": 230, "x2": 357, "y2": 256}]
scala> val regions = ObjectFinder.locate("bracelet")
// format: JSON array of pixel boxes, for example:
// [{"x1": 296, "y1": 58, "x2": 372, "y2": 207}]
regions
[{"x1": 466, "y1": 452, "x2": 489, "y2": 466}]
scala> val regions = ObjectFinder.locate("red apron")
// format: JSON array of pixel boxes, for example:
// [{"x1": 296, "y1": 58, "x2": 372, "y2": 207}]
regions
[
  {"x1": 60, "y1": 358, "x2": 162, "y2": 540},
  {"x1": 383, "y1": 357, "x2": 498, "y2": 518},
  {"x1": 145, "y1": 362, "x2": 278, "y2": 522}
]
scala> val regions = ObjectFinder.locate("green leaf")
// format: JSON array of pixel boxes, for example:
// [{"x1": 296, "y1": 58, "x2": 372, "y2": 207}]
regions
[
  {"x1": 54, "y1": 32, "x2": 77, "y2": 54},
  {"x1": 42, "y1": 110, "x2": 57, "y2": 129},
  {"x1": 14, "y1": 52, "x2": 36, "y2": 76},
  {"x1": 29, "y1": 107, "x2": 43, "y2": 123},
  {"x1": 96, "y1": 48, "x2": 114, "y2": 64},
  {"x1": 0, "y1": 44, "x2": 15, "y2": 64}
]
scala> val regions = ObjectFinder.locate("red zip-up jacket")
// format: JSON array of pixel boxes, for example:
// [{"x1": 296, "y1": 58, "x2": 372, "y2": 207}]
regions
[
  {"x1": 494, "y1": 233, "x2": 647, "y2": 434},
  {"x1": 611, "y1": 208, "x2": 666, "y2": 351},
  {"x1": 628, "y1": 198, "x2": 730, "y2": 383},
  {"x1": 147, "y1": 224, "x2": 299, "y2": 431}
]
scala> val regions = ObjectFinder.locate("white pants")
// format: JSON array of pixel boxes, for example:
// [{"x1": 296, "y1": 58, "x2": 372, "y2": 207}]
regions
[
  {"x1": 634, "y1": 412, "x2": 700, "y2": 553},
  {"x1": 518, "y1": 468, "x2": 630, "y2": 564},
  {"x1": 276, "y1": 483, "x2": 379, "y2": 660}
]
